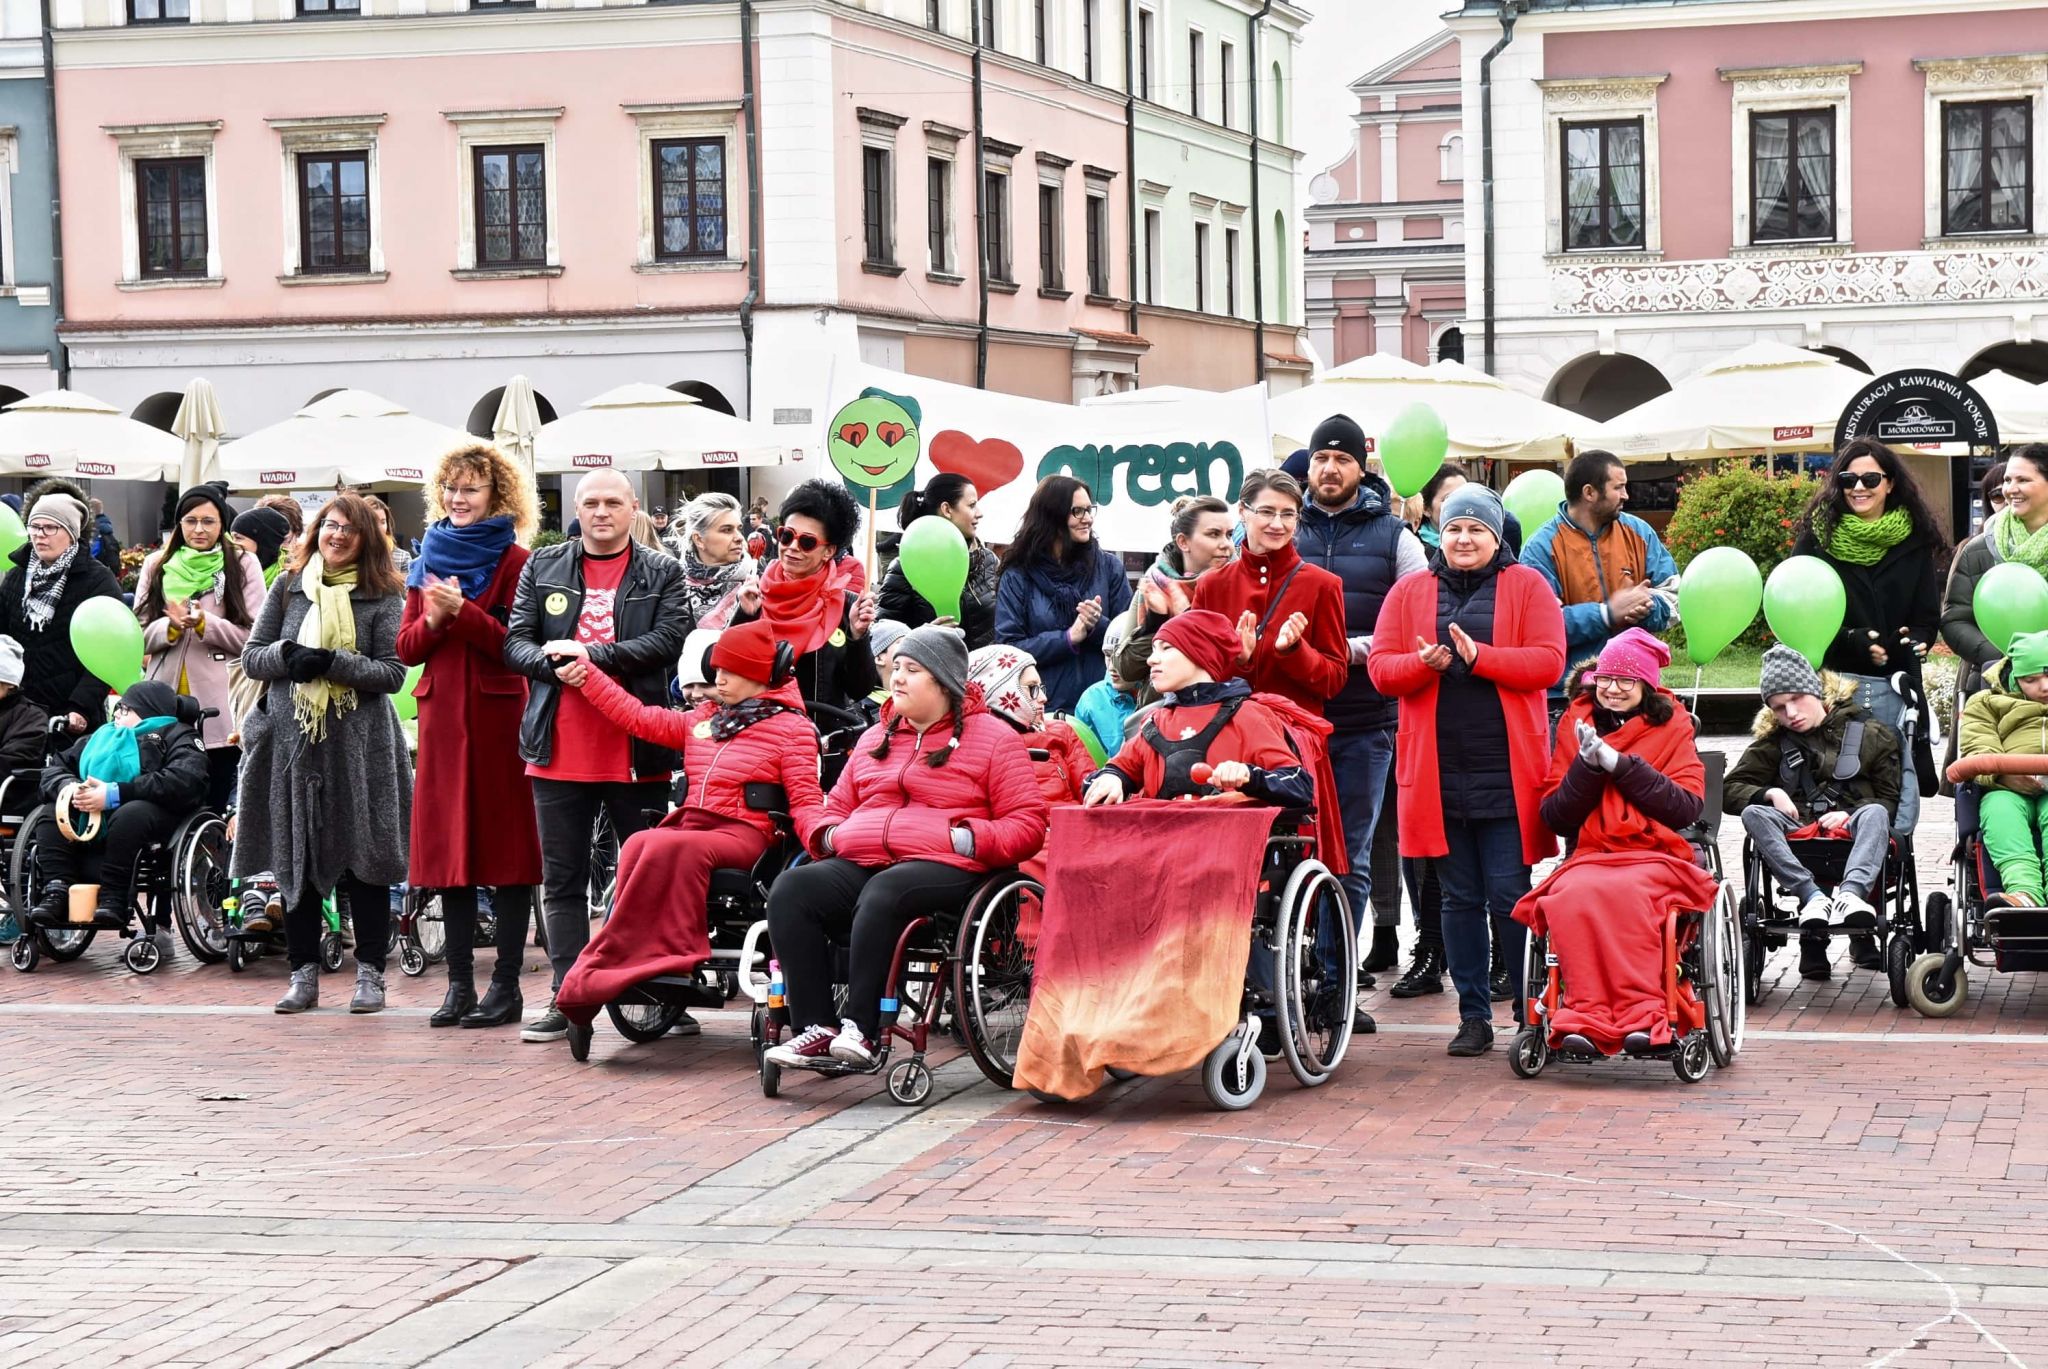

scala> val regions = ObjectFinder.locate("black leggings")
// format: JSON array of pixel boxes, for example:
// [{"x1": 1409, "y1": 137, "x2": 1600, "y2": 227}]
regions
[
  {"x1": 287, "y1": 875, "x2": 389, "y2": 973},
  {"x1": 205, "y1": 747, "x2": 239, "y2": 816},
  {"x1": 31, "y1": 798, "x2": 181, "y2": 922},
  {"x1": 441, "y1": 884, "x2": 533, "y2": 985},
  {"x1": 766, "y1": 858, "x2": 985, "y2": 1039}
]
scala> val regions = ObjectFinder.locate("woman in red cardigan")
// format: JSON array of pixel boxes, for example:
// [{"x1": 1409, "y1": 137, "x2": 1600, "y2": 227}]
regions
[
  {"x1": 1368, "y1": 484, "x2": 1565, "y2": 1059},
  {"x1": 1191, "y1": 468, "x2": 1348, "y2": 715}
]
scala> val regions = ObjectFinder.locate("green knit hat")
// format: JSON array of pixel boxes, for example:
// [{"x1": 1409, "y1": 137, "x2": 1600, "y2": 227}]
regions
[{"x1": 2010, "y1": 631, "x2": 2048, "y2": 682}]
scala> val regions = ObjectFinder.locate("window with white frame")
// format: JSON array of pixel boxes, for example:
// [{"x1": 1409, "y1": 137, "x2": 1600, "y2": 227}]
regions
[
  {"x1": 105, "y1": 120, "x2": 221, "y2": 287},
  {"x1": 1192, "y1": 219, "x2": 1209, "y2": 311},
  {"x1": 1142, "y1": 203, "x2": 1161, "y2": 304},
  {"x1": 0, "y1": 132, "x2": 20, "y2": 293},
  {"x1": 1037, "y1": 152, "x2": 1069, "y2": 294},
  {"x1": 984, "y1": 141, "x2": 1017, "y2": 285},
  {"x1": 857, "y1": 107, "x2": 907, "y2": 271},
  {"x1": 1224, "y1": 222, "x2": 1240, "y2": 317},
  {"x1": 269, "y1": 114, "x2": 384, "y2": 282},
  {"x1": 445, "y1": 107, "x2": 561, "y2": 276},
  {"x1": 1188, "y1": 28, "x2": 1204, "y2": 120},
  {"x1": 1137, "y1": 8, "x2": 1156, "y2": 101},
  {"x1": 624, "y1": 102, "x2": 739, "y2": 270},
  {"x1": 1918, "y1": 54, "x2": 2047, "y2": 242},
  {"x1": 1723, "y1": 63, "x2": 1858, "y2": 250},
  {"x1": 1220, "y1": 41, "x2": 1236, "y2": 128},
  {"x1": 1539, "y1": 75, "x2": 1664, "y2": 257},
  {"x1": 928, "y1": 156, "x2": 954, "y2": 275}
]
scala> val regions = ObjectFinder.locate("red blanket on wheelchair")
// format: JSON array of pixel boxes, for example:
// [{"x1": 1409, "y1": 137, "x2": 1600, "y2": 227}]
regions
[
  {"x1": 1513, "y1": 851, "x2": 1718, "y2": 1051},
  {"x1": 1013, "y1": 801, "x2": 1278, "y2": 1100}
]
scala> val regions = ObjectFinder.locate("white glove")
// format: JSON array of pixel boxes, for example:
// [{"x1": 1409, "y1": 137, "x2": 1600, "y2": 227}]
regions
[
  {"x1": 1347, "y1": 635, "x2": 1372, "y2": 665},
  {"x1": 1576, "y1": 721, "x2": 1620, "y2": 773}
]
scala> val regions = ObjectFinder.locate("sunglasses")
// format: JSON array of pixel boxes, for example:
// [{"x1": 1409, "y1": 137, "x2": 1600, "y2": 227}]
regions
[
  {"x1": 1839, "y1": 471, "x2": 1887, "y2": 491},
  {"x1": 776, "y1": 526, "x2": 824, "y2": 552}
]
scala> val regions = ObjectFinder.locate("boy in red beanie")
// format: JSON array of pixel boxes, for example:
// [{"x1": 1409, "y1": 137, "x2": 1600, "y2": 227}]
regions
[
  {"x1": 549, "y1": 619, "x2": 825, "y2": 1057},
  {"x1": 1083, "y1": 609, "x2": 1312, "y2": 808}
]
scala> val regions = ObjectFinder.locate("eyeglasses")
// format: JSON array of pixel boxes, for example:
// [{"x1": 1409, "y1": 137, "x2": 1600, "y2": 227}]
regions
[
  {"x1": 776, "y1": 526, "x2": 823, "y2": 552},
  {"x1": 1839, "y1": 471, "x2": 1887, "y2": 491},
  {"x1": 25, "y1": 524, "x2": 63, "y2": 536},
  {"x1": 1024, "y1": 683, "x2": 1048, "y2": 701},
  {"x1": 438, "y1": 483, "x2": 489, "y2": 500},
  {"x1": 1068, "y1": 506, "x2": 1096, "y2": 520},
  {"x1": 1245, "y1": 506, "x2": 1300, "y2": 524},
  {"x1": 318, "y1": 520, "x2": 359, "y2": 538},
  {"x1": 1592, "y1": 674, "x2": 1640, "y2": 692}
]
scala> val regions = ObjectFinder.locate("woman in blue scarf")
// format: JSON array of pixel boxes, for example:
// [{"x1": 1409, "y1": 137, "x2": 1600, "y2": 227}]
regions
[
  {"x1": 25, "y1": 680, "x2": 208, "y2": 950},
  {"x1": 397, "y1": 443, "x2": 545, "y2": 1030}
]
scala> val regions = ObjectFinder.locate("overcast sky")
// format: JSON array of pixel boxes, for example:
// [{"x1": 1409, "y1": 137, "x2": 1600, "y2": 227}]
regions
[{"x1": 1295, "y1": 0, "x2": 1455, "y2": 188}]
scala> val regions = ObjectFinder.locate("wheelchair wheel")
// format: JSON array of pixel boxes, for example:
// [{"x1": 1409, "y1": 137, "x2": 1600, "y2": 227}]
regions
[
  {"x1": 607, "y1": 1000, "x2": 684, "y2": 1044},
  {"x1": 397, "y1": 938, "x2": 426, "y2": 977},
  {"x1": 124, "y1": 936, "x2": 161, "y2": 975},
  {"x1": 1273, "y1": 859, "x2": 1353, "y2": 1088},
  {"x1": 1673, "y1": 1032, "x2": 1710, "y2": 1084},
  {"x1": 171, "y1": 816, "x2": 231, "y2": 964},
  {"x1": 227, "y1": 937, "x2": 250, "y2": 973},
  {"x1": 7, "y1": 801, "x2": 44, "y2": 916},
  {"x1": 1906, "y1": 953, "x2": 1968, "y2": 1018},
  {"x1": 1739, "y1": 891, "x2": 1766, "y2": 1008},
  {"x1": 1200, "y1": 1024, "x2": 1266, "y2": 1111},
  {"x1": 1703, "y1": 883, "x2": 1744, "y2": 1069},
  {"x1": 1508, "y1": 1027, "x2": 1548, "y2": 1079},
  {"x1": 951, "y1": 871, "x2": 1043, "y2": 1090},
  {"x1": 319, "y1": 933, "x2": 345, "y2": 973},
  {"x1": 39, "y1": 925, "x2": 91, "y2": 963},
  {"x1": 1884, "y1": 926, "x2": 1914, "y2": 1008},
  {"x1": 412, "y1": 890, "x2": 447, "y2": 965},
  {"x1": 10, "y1": 932, "x2": 36, "y2": 971},
  {"x1": 888, "y1": 1059, "x2": 933, "y2": 1107},
  {"x1": 759, "y1": 1057, "x2": 781, "y2": 1099},
  {"x1": 589, "y1": 811, "x2": 620, "y2": 922},
  {"x1": 1105, "y1": 1066, "x2": 1138, "y2": 1083}
]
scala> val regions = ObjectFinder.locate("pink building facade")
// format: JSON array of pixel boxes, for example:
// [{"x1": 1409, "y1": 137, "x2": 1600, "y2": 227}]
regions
[
  {"x1": 1450, "y1": 0, "x2": 2048, "y2": 420},
  {"x1": 1303, "y1": 32, "x2": 1466, "y2": 369}
]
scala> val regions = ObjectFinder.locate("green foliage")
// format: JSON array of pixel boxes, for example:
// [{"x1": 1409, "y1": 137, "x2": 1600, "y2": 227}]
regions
[
  {"x1": 1665, "y1": 462, "x2": 1820, "y2": 652},
  {"x1": 531, "y1": 529, "x2": 567, "y2": 551}
]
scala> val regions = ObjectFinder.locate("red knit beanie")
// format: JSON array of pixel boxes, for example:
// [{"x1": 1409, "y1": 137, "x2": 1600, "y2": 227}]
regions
[
  {"x1": 1155, "y1": 609, "x2": 1241, "y2": 683},
  {"x1": 710, "y1": 620, "x2": 781, "y2": 684}
]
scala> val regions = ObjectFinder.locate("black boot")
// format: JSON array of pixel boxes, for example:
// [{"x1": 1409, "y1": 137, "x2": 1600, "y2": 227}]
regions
[
  {"x1": 430, "y1": 978, "x2": 477, "y2": 1028},
  {"x1": 462, "y1": 978, "x2": 523, "y2": 1028},
  {"x1": 28, "y1": 881, "x2": 67, "y2": 927},
  {"x1": 93, "y1": 891, "x2": 131, "y2": 931},
  {"x1": 1489, "y1": 940, "x2": 1512, "y2": 1002},
  {"x1": 1389, "y1": 944, "x2": 1445, "y2": 998},
  {"x1": 1848, "y1": 934, "x2": 1883, "y2": 971},
  {"x1": 1799, "y1": 935, "x2": 1832, "y2": 981},
  {"x1": 1362, "y1": 924, "x2": 1401, "y2": 974}
]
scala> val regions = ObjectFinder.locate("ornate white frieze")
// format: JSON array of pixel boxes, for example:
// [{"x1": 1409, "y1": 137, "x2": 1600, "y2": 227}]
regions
[{"x1": 1549, "y1": 246, "x2": 2048, "y2": 314}]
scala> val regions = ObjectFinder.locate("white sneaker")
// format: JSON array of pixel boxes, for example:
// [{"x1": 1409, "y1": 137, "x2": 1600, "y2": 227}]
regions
[
  {"x1": 1832, "y1": 889, "x2": 1876, "y2": 927},
  {"x1": 1798, "y1": 892, "x2": 1832, "y2": 930},
  {"x1": 828, "y1": 1018, "x2": 876, "y2": 1066},
  {"x1": 763, "y1": 1023, "x2": 837, "y2": 1069}
]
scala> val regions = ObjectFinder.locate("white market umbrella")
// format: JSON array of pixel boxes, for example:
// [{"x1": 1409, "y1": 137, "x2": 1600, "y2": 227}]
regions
[
  {"x1": 218, "y1": 389, "x2": 474, "y2": 490},
  {"x1": 535, "y1": 383, "x2": 789, "y2": 474},
  {"x1": 172, "y1": 378, "x2": 225, "y2": 489},
  {"x1": 492, "y1": 374, "x2": 541, "y2": 477},
  {"x1": 1269, "y1": 352, "x2": 1595, "y2": 462},
  {"x1": 0, "y1": 390, "x2": 182, "y2": 481},
  {"x1": 1970, "y1": 370, "x2": 2048, "y2": 446},
  {"x1": 1587, "y1": 342, "x2": 1872, "y2": 462}
]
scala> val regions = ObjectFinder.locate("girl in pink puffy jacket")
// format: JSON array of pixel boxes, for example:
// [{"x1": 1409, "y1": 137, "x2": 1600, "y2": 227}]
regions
[{"x1": 764, "y1": 624, "x2": 1050, "y2": 1071}]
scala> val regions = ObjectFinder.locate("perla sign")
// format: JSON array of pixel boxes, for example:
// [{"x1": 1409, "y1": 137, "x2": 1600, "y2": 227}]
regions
[{"x1": 1835, "y1": 369, "x2": 2000, "y2": 450}]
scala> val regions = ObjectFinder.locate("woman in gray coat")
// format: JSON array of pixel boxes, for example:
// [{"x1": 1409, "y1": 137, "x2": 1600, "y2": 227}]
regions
[{"x1": 234, "y1": 492, "x2": 414, "y2": 1016}]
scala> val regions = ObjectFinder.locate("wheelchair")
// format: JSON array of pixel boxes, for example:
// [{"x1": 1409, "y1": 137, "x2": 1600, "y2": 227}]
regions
[{"x1": 1910, "y1": 755, "x2": 2048, "y2": 1018}]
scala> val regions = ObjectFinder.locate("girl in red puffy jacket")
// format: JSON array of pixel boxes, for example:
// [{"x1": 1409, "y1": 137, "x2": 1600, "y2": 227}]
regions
[
  {"x1": 550, "y1": 620, "x2": 825, "y2": 1056},
  {"x1": 764, "y1": 625, "x2": 1050, "y2": 1071}
]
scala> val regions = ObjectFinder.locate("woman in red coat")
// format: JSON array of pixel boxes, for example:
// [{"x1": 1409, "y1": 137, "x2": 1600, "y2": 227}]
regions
[
  {"x1": 1368, "y1": 484, "x2": 1564, "y2": 1060},
  {"x1": 1191, "y1": 468, "x2": 1348, "y2": 715},
  {"x1": 763, "y1": 625, "x2": 1051, "y2": 1072},
  {"x1": 550, "y1": 620, "x2": 826, "y2": 1058},
  {"x1": 397, "y1": 444, "x2": 543, "y2": 1031}
]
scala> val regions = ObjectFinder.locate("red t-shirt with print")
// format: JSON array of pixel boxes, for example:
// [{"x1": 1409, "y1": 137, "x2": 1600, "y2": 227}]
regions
[{"x1": 528, "y1": 548, "x2": 633, "y2": 783}]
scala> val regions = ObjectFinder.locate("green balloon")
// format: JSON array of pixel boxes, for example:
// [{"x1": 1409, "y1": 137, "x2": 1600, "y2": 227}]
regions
[
  {"x1": 1973, "y1": 562, "x2": 2048, "y2": 656},
  {"x1": 1378, "y1": 402, "x2": 1448, "y2": 499},
  {"x1": 898, "y1": 515, "x2": 969, "y2": 622},
  {"x1": 0, "y1": 503, "x2": 23, "y2": 563},
  {"x1": 1502, "y1": 468, "x2": 1566, "y2": 539},
  {"x1": 1679, "y1": 546, "x2": 1763, "y2": 666},
  {"x1": 1763, "y1": 555, "x2": 1846, "y2": 668},
  {"x1": 395, "y1": 662, "x2": 424, "y2": 722},
  {"x1": 69, "y1": 595, "x2": 145, "y2": 691}
]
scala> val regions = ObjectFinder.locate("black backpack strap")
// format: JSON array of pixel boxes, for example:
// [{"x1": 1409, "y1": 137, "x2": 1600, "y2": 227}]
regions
[{"x1": 1832, "y1": 718, "x2": 1865, "y2": 783}]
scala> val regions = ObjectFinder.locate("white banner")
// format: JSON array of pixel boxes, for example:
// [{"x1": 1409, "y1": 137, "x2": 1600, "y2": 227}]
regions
[{"x1": 818, "y1": 360, "x2": 1272, "y2": 552}]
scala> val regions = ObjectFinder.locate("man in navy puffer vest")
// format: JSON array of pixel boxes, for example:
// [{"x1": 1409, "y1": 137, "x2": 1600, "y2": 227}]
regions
[{"x1": 1296, "y1": 414, "x2": 1427, "y2": 1003}]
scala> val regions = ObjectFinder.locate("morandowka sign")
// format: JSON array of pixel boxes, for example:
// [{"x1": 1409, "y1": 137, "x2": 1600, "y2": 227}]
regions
[{"x1": 1835, "y1": 370, "x2": 2000, "y2": 450}]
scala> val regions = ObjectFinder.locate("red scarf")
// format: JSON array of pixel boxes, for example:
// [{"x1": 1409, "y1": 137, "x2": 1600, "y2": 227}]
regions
[
  {"x1": 758, "y1": 557, "x2": 855, "y2": 654},
  {"x1": 1543, "y1": 692, "x2": 1703, "y2": 861}
]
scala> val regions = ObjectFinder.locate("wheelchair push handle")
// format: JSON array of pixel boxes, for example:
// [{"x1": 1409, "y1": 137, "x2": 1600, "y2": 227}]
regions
[{"x1": 1947, "y1": 755, "x2": 2048, "y2": 784}]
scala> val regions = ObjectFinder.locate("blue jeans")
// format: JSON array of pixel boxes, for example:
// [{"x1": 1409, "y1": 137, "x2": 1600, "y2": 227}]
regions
[
  {"x1": 1436, "y1": 816, "x2": 1530, "y2": 1023},
  {"x1": 1323, "y1": 726, "x2": 1396, "y2": 978}
]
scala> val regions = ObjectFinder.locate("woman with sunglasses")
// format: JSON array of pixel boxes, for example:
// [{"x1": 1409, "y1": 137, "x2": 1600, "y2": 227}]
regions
[
  {"x1": 1189, "y1": 469, "x2": 1348, "y2": 715},
  {"x1": 994, "y1": 475, "x2": 1132, "y2": 715},
  {"x1": 731, "y1": 479, "x2": 879, "y2": 716},
  {"x1": 1791, "y1": 438, "x2": 1948, "y2": 886}
]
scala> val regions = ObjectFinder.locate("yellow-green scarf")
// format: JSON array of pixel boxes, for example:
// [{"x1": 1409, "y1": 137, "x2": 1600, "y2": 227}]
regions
[
  {"x1": 292, "y1": 552, "x2": 359, "y2": 742},
  {"x1": 1824, "y1": 507, "x2": 1913, "y2": 565}
]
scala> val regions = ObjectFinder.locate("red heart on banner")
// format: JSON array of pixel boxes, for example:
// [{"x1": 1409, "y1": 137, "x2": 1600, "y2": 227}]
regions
[{"x1": 929, "y1": 429, "x2": 1025, "y2": 495}]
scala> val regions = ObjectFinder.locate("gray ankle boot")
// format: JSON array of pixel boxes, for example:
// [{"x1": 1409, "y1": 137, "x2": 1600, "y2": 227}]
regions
[
  {"x1": 350, "y1": 963, "x2": 386, "y2": 1014},
  {"x1": 274, "y1": 965, "x2": 319, "y2": 1014}
]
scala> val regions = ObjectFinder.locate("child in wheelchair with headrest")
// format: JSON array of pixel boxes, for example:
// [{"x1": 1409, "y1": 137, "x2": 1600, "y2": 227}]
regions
[{"x1": 27, "y1": 680, "x2": 208, "y2": 951}]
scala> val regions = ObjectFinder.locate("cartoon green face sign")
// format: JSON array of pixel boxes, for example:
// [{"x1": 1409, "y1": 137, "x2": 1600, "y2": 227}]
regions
[{"x1": 827, "y1": 390, "x2": 922, "y2": 489}]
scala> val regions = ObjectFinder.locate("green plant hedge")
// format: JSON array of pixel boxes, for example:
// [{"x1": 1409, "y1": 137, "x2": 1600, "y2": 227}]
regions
[{"x1": 1663, "y1": 461, "x2": 1819, "y2": 653}]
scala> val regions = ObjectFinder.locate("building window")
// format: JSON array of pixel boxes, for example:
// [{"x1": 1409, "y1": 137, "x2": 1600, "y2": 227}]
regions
[
  {"x1": 297, "y1": 151, "x2": 369, "y2": 274},
  {"x1": 1224, "y1": 225, "x2": 1239, "y2": 316},
  {"x1": 1750, "y1": 109, "x2": 1835, "y2": 242},
  {"x1": 1188, "y1": 31, "x2": 1204, "y2": 119},
  {"x1": 1034, "y1": 0, "x2": 1047, "y2": 64},
  {"x1": 127, "y1": 0, "x2": 188, "y2": 20},
  {"x1": 1193, "y1": 221, "x2": 1209, "y2": 312},
  {"x1": 1562, "y1": 119, "x2": 1644, "y2": 251},
  {"x1": 297, "y1": 0, "x2": 360, "y2": 13},
  {"x1": 1138, "y1": 9, "x2": 1155, "y2": 101},
  {"x1": 862, "y1": 145, "x2": 894, "y2": 266},
  {"x1": 1086, "y1": 191, "x2": 1109, "y2": 296},
  {"x1": 1142, "y1": 206, "x2": 1160, "y2": 304},
  {"x1": 653, "y1": 137, "x2": 726, "y2": 261},
  {"x1": 1083, "y1": 0, "x2": 1096, "y2": 83},
  {"x1": 1038, "y1": 181, "x2": 1063, "y2": 290},
  {"x1": 1945, "y1": 100, "x2": 2032, "y2": 235},
  {"x1": 473, "y1": 145, "x2": 547, "y2": 268},
  {"x1": 977, "y1": 0, "x2": 994, "y2": 45},
  {"x1": 928, "y1": 157, "x2": 953, "y2": 274},
  {"x1": 1220, "y1": 41, "x2": 1235, "y2": 128},
  {"x1": 1441, "y1": 133, "x2": 1464, "y2": 182},
  {"x1": 927, "y1": 0, "x2": 940, "y2": 31},
  {"x1": 984, "y1": 169, "x2": 1012, "y2": 283},
  {"x1": 137, "y1": 156, "x2": 207, "y2": 278}
]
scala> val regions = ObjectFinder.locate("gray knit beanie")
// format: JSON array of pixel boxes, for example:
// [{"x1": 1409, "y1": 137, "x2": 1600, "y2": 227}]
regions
[
  {"x1": 894, "y1": 623, "x2": 969, "y2": 701},
  {"x1": 1439, "y1": 484, "x2": 1506, "y2": 541},
  {"x1": 1758, "y1": 643, "x2": 1823, "y2": 703}
]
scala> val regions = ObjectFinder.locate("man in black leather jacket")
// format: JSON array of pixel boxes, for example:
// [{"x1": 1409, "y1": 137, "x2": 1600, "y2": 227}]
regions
[{"x1": 504, "y1": 470, "x2": 690, "y2": 1042}]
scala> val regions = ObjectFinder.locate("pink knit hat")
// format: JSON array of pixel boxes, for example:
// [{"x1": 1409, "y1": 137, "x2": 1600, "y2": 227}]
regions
[{"x1": 1596, "y1": 627, "x2": 1671, "y2": 687}]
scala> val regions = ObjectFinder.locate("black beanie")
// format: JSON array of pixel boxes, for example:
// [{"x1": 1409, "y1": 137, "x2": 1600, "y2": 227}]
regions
[
  {"x1": 176, "y1": 482, "x2": 236, "y2": 535},
  {"x1": 118, "y1": 680, "x2": 180, "y2": 721},
  {"x1": 1309, "y1": 414, "x2": 1370, "y2": 465},
  {"x1": 230, "y1": 506, "x2": 292, "y2": 570}
]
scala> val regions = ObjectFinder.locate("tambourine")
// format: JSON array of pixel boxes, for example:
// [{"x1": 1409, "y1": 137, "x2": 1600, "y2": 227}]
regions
[{"x1": 54, "y1": 783, "x2": 103, "y2": 843}]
